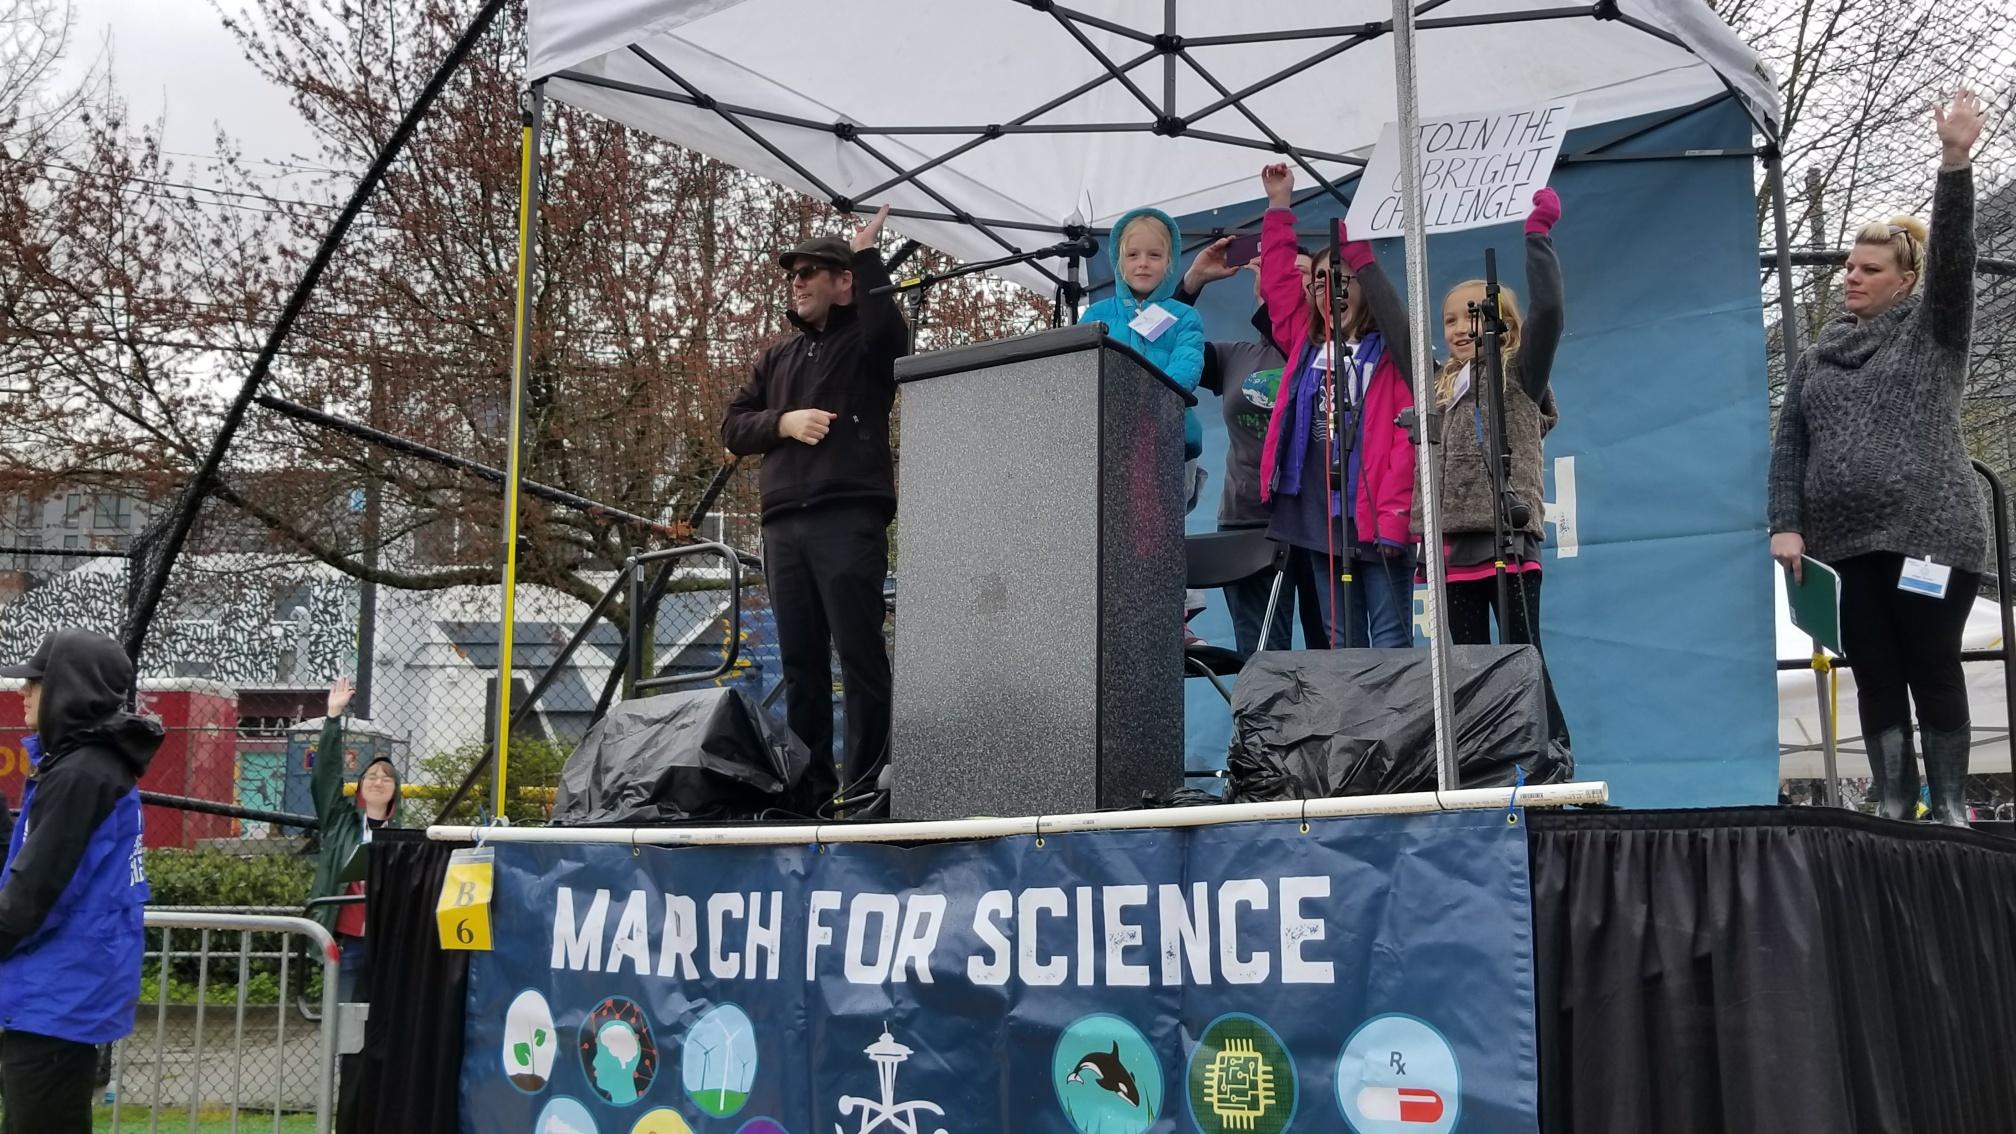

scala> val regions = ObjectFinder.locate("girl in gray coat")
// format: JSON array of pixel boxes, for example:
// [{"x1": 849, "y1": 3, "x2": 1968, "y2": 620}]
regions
[{"x1": 1768, "y1": 90, "x2": 1988, "y2": 825}]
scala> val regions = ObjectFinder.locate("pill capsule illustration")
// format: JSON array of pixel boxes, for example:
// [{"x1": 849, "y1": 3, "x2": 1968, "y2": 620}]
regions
[{"x1": 1355, "y1": 1085, "x2": 1445, "y2": 1123}]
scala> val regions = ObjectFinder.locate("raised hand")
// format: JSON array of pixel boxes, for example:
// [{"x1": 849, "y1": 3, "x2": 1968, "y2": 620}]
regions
[
  {"x1": 327, "y1": 675, "x2": 355, "y2": 719},
  {"x1": 1524, "y1": 187, "x2": 1562, "y2": 236},
  {"x1": 851, "y1": 204, "x2": 891, "y2": 252},
  {"x1": 1261, "y1": 162, "x2": 1294, "y2": 208},
  {"x1": 1935, "y1": 89, "x2": 1986, "y2": 168},
  {"x1": 1185, "y1": 237, "x2": 1240, "y2": 292}
]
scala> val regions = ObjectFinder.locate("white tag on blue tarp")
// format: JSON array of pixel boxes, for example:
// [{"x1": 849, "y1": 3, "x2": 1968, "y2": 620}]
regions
[
  {"x1": 1127, "y1": 302, "x2": 1177, "y2": 341},
  {"x1": 1899, "y1": 556, "x2": 1951, "y2": 599}
]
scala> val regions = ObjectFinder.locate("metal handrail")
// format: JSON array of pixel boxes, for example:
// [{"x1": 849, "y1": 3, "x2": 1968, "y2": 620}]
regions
[
  {"x1": 134, "y1": 911, "x2": 342, "y2": 1134},
  {"x1": 623, "y1": 540, "x2": 746, "y2": 697}
]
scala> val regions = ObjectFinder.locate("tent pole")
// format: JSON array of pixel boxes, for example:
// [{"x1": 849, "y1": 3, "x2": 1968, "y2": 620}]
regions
[
  {"x1": 494, "y1": 79, "x2": 546, "y2": 819},
  {"x1": 1766, "y1": 154, "x2": 1802, "y2": 364},
  {"x1": 1390, "y1": 0, "x2": 1461, "y2": 790},
  {"x1": 1767, "y1": 155, "x2": 1821, "y2": 803}
]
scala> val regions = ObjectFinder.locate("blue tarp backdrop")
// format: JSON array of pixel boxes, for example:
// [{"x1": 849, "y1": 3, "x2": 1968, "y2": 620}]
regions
[
  {"x1": 1157, "y1": 99, "x2": 1774, "y2": 807},
  {"x1": 460, "y1": 809, "x2": 1537, "y2": 1134}
]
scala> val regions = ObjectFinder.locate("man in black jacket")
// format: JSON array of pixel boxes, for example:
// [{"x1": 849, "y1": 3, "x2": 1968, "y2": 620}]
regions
[{"x1": 723, "y1": 205, "x2": 905, "y2": 804}]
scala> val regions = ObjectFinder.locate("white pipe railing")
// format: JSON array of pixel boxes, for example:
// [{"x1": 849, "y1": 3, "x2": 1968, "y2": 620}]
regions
[{"x1": 430, "y1": 780, "x2": 1607, "y2": 848}]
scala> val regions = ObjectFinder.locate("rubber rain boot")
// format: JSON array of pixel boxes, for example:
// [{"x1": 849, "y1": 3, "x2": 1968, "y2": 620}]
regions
[
  {"x1": 1867, "y1": 726, "x2": 1919, "y2": 821},
  {"x1": 1922, "y1": 724, "x2": 1971, "y2": 828}
]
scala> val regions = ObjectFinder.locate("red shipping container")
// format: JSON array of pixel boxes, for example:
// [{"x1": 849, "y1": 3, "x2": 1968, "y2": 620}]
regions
[{"x1": 0, "y1": 679, "x2": 240, "y2": 850}]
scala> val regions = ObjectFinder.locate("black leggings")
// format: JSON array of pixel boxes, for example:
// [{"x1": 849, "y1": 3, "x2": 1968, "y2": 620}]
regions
[
  {"x1": 1444, "y1": 572, "x2": 1571, "y2": 746},
  {"x1": 1836, "y1": 552, "x2": 1977, "y2": 736}
]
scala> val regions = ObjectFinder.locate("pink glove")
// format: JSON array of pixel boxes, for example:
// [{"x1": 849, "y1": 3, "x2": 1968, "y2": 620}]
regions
[
  {"x1": 1334, "y1": 219, "x2": 1376, "y2": 271},
  {"x1": 1525, "y1": 187, "x2": 1561, "y2": 236}
]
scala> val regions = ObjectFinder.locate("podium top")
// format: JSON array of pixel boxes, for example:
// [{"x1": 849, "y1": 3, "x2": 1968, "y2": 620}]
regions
[{"x1": 895, "y1": 323, "x2": 1198, "y2": 406}]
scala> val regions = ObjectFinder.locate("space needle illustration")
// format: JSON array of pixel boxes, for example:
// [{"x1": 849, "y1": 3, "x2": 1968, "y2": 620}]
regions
[{"x1": 834, "y1": 1025, "x2": 949, "y2": 1134}]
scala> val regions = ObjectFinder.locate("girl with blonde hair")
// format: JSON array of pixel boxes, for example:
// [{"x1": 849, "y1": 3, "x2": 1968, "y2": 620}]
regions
[
  {"x1": 1768, "y1": 90, "x2": 1988, "y2": 825},
  {"x1": 1419, "y1": 187, "x2": 1571, "y2": 751}
]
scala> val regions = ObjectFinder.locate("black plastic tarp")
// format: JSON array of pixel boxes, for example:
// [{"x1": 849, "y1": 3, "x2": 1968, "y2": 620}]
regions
[
  {"x1": 1227, "y1": 644, "x2": 1569, "y2": 799},
  {"x1": 551, "y1": 687, "x2": 812, "y2": 824}
]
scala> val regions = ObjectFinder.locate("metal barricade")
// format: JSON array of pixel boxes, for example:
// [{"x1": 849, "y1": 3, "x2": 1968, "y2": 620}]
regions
[{"x1": 106, "y1": 911, "x2": 343, "y2": 1134}]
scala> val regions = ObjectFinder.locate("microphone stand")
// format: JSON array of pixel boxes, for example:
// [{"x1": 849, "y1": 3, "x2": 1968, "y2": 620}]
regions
[
  {"x1": 1327, "y1": 225, "x2": 1363, "y2": 648},
  {"x1": 1473, "y1": 248, "x2": 1529, "y2": 642},
  {"x1": 869, "y1": 232, "x2": 1097, "y2": 329}
]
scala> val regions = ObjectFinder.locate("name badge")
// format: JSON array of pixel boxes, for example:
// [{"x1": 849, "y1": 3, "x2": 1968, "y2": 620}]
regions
[
  {"x1": 1128, "y1": 303, "x2": 1177, "y2": 342},
  {"x1": 1899, "y1": 556, "x2": 1952, "y2": 599}
]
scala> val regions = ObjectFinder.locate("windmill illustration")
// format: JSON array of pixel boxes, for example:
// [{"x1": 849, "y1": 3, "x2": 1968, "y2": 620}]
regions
[
  {"x1": 691, "y1": 1024, "x2": 745, "y2": 1110},
  {"x1": 834, "y1": 1026, "x2": 949, "y2": 1134}
]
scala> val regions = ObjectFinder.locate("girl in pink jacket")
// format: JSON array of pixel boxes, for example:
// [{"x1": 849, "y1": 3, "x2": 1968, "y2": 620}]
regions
[{"x1": 1254, "y1": 163, "x2": 1419, "y2": 648}]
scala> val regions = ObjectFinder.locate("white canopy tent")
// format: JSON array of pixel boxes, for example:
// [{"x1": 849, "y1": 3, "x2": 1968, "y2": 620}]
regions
[
  {"x1": 524, "y1": 0, "x2": 1781, "y2": 292},
  {"x1": 499, "y1": 0, "x2": 1793, "y2": 793}
]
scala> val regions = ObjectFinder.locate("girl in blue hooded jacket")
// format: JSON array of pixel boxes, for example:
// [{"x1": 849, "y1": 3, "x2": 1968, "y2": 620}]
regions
[{"x1": 1081, "y1": 208, "x2": 1207, "y2": 466}]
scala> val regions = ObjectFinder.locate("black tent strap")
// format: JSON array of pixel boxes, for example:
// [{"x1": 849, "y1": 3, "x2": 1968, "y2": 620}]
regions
[
  {"x1": 1176, "y1": 48, "x2": 1355, "y2": 211},
  {"x1": 626, "y1": 42, "x2": 1060, "y2": 286},
  {"x1": 1012, "y1": 0, "x2": 1156, "y2": 44},
  {"x1": 842, "y1": 41, "x2": 1163, "y2": 204},
  {"x1": 627, "y1": 45, "x2": 844, "y2": 206},
  {"x1": 1044, "y1": 6, "x2": 1164, "y2": 121},
  {"x1": 843, "y1": 132, "x2": 1069, "y2": 290},
  {"x1": 1178, "y1": 0, "x2": 1458, "y2": 127},
  {"x1": 254, "y1": 394, "x2": 684, "y2": 539}
]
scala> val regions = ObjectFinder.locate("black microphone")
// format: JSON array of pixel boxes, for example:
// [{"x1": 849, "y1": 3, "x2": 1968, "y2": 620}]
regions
[
  {"x1": 1508, "y1": 496, "x2": 1533, "y2": 529},
  {"x1": 1042, "y1": 235, "x2": 1099, "y2": 259}
]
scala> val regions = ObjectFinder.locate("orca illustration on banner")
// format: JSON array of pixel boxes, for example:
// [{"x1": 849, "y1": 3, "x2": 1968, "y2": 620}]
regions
[
  {"x1": 1067, "y1": 1043, "x2": 1142, "y2": 1106},
  {"x1": 1053, "y1": 1014, "x2": 1163, "y2": 1134}
]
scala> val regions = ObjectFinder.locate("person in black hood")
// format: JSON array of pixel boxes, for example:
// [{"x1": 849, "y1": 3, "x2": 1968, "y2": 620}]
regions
[
  {"x1": 722, "y1": 204, "x2": 905, "y2": 804},
  {"x1": 0, "y1": 628, "x2": 163, "y2": 1134}
]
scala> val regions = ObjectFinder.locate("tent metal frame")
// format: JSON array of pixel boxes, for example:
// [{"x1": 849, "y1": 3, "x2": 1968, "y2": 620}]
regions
[{"x1": 504, "y1": 1, "x2": 1798, "y2": 795}]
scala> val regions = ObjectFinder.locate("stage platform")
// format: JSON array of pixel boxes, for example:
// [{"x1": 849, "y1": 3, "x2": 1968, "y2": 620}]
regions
[{"x1": 356, "y1": 806, "x2": 2016, "y2": 1134}]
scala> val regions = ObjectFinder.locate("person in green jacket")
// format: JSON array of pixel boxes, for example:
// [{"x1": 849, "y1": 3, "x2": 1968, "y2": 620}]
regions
[{"x1": 305, "y1": 676, "x2": 400, "y2": 1003}]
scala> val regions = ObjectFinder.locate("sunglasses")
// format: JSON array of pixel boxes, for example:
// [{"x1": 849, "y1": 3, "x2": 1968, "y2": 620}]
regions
[{"x1": 785, "y1": 265, "x2": 833, "y2": 283}]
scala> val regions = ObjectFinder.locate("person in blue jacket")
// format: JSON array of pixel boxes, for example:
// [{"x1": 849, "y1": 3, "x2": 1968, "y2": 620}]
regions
[
  {"x1": 1081, "y1": 207, "x2": 1207, "y2": 489},
  {"x1": 0, "y1": 628, "x2": 162, "y2": 1134}
]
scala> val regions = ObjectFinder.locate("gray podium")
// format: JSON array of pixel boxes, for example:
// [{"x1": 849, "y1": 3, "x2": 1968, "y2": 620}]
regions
[{"x1": 890, "y1": 323, "x2": 1194, "y2": 820}]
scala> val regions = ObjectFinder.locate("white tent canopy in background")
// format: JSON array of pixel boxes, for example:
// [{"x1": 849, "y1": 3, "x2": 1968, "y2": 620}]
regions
[
  {"x1": 1776, "y1": 572, "x2": 2014, "y2": 779},
  {"x1": 526, "y1": 0, "x2": 1781, "y2": 291}
]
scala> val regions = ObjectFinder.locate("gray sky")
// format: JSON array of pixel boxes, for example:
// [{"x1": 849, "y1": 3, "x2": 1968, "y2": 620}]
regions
[{"x1": 64, "y1": 0, "x2": 320, "y2": 180}]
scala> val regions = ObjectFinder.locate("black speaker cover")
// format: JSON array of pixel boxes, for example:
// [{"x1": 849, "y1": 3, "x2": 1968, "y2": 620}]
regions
[
  {"x1": 551, "y1": 687, "x2": 813, "y2": 824},
  {"x1": 1227, "y1": 645, "x2": 1571, "y2": 799}
]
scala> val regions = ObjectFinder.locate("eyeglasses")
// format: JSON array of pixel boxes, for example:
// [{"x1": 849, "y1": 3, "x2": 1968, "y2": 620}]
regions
[
  {"x1": 1317, "y1": 268, "x2": 1357, "y2": 288},
  {"x1": 785, "y1": 265, "x2": 831, "y2": 282}
]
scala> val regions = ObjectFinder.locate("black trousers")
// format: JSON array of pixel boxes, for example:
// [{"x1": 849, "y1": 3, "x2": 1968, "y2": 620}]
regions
[
  {"x1": 2, "y1": 1029, "x2": 98, "y2": 1134},
  {"x1": 1444, "y1": 572, "x2": 1572, "y2": 746},
  {"x1": 1836, "y1": 551, "x2": 1977, "y2": 736},
  {"x1": 763, "y1": 502, "x2": 892, "y2": 796}
]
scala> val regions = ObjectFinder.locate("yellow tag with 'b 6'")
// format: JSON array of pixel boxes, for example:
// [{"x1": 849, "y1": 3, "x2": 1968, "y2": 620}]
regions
[{"x1": 436, "y1": 847, "x2": 495, "y2": 951}]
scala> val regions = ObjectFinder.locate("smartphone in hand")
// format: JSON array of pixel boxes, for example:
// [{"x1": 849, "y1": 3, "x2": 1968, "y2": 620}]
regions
[{"x1": 1224, "y1": 233, "x2": 1262, "y2": 267}]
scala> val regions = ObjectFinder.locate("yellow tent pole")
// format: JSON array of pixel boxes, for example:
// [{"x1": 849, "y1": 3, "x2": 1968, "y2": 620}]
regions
[{"x1": 495, "y1": 82, "x2": 545, "y2": 817}]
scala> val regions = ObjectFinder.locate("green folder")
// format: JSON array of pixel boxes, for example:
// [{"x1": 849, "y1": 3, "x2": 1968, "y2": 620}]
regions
[{"x1": 1784, "y1": 555, "x2": 1843, "y2": 656}]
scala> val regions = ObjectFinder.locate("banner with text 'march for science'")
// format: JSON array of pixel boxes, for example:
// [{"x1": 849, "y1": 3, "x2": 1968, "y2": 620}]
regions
[{"x1": 461, "y1": 809, "x2": 1538, "y2": 1134}]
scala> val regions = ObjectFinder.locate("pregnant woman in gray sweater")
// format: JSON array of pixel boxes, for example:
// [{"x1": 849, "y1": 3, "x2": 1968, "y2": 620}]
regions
[{"x1": 1767, "y1": 90, "x2": 1988, "y2": 826}]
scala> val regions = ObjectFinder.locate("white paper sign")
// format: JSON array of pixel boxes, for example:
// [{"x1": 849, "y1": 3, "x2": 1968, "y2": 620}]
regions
[
  {"x1": 1346, "y1": 98, "x2": 1576, "y2": 239},
  {"x1": 1127, "y1": 302, "x2": 1177, "y2": 342}
]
